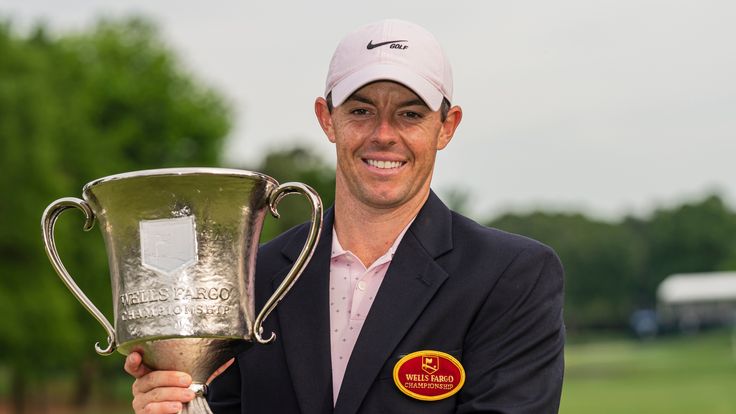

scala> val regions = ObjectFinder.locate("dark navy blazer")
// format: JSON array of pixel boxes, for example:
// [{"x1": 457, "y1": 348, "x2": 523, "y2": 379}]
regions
[{"x1": 208, "y1": 192, "x2": 565, "y2": 414}]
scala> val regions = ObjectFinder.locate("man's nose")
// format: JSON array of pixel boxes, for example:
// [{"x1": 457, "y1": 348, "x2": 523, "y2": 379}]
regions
[{"x1": 372, "y1": 116, "x2": 398, "y2": 145}]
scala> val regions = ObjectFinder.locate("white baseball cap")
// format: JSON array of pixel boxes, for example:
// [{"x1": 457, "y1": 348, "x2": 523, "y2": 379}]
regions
[{"x1": 325, "y1": 19, "x2": 453, "y2": 112}]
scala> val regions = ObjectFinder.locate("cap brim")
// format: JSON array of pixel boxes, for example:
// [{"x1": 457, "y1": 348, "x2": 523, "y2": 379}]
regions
[{"x1": 329, "y1": 64, "x2": 445, "y2": 111}]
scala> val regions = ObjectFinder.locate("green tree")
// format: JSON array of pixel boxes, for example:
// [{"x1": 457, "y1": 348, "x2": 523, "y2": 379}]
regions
[
  {"x1": 0, "y1": 17, "x2": 230, "y2": 410},
  {"x1": 635, "y1": 194, "x2": 736, "y2": 300},
  {"x1": 488, "y1": 194, "x2": 736, "y2": 332},
  {"x1": 489, "y1": 212, "x2": 647, "y2": 331},
  {"x1": 247, "y1": 145, "x2": 336, "y2": 243}
]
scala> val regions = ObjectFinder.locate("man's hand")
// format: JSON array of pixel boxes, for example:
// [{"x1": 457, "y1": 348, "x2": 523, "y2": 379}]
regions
[{"x1": 125, "y1": 351, "x2": 195, "y2": 414}]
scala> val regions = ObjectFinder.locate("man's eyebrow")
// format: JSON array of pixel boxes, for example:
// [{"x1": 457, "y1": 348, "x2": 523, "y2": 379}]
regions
[
  {"x1": 398, "y1": 99, "x2": 429, "y2": 108},
  {"x1": 345, "y1": 95, "x2": 429, "y2": 109},
  {"x1": 345, "y1": 94, "x2": 374, "y2": 105}
]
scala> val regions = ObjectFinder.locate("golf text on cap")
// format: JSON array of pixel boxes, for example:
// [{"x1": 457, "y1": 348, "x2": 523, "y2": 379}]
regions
[{"x1": 366, "y1": 40, "x2": 408, "y2": 50}]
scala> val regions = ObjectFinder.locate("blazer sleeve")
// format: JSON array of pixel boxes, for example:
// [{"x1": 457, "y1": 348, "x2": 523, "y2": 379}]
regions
[{"x1": 456, "y1": 244, "x2": 565, "y2": 414}]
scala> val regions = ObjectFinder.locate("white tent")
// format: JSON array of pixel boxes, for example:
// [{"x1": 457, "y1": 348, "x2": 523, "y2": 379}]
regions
[
  {"x1": 658, "y1": 272, "x2": 736, "y2": 304},
  {"x1": 657, "y1": 271, "x2": 736, "y2": 331}
]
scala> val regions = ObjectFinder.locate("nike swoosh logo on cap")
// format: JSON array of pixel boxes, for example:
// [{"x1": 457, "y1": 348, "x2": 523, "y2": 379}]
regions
[{"x1": 366, "y1": 40, "x2": 408, "y2": 50}]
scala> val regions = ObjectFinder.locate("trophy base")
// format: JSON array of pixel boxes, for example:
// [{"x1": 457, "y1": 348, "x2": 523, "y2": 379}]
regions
[
  {"x1": 180, "y1": 384, "x2": 213, "y2": 414},
  {"x1": 118, "y1": 337, "x2": 251, "y2": 383}
]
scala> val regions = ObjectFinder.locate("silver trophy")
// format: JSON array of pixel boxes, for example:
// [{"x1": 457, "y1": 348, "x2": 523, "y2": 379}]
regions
[{"x1": 41, "y1": 168, "x2": 323, "y2": 414}]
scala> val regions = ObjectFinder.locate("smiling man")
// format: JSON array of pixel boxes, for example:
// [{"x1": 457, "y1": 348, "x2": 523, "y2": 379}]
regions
[{"x1": 126, "y1": 19, "x2": 565, "y2": 414}]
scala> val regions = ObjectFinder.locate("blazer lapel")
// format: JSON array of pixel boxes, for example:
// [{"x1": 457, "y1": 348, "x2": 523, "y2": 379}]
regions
[
  {"x1": 334, "y1": 192, "x2": 454, "y2": 414},
  {"x1": 273, "y1": 209, "x2": 335, "y2": 414}
]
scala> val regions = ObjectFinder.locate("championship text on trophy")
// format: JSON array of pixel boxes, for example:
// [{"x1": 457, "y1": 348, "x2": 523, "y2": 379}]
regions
[{"x1": 41, "y1": 168, "x2": 323, "y2": 414}]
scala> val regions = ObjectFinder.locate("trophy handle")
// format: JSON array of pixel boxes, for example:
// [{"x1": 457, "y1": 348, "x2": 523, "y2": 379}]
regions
[
  {"x1": 253, "y1": 182, "x2": 323, "y2": 344},
  {"x1": 41, "y1": 197, "x2": 117, "y2": 355}
]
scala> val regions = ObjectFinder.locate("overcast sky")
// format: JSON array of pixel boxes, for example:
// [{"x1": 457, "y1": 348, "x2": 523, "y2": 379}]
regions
[{"x1": 3, "y1": 0, "x2": 734, "y2": 221}]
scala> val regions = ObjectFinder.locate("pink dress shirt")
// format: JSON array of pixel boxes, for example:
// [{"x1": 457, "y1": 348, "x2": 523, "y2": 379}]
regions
[{"x1": 329, "y1": 222, "x2": 413, "y2": 404}]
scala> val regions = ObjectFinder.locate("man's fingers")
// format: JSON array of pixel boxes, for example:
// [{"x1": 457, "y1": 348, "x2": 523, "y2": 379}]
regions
[
  {"x1": 132, "y1": 386, "x2": 195, "y2": 413},
  {"x1": 133, "y1": 400, "x2": 182, "y2": 414},
  {"x1": 147, "y1": 401, "x2": 182, "y2": 414},
  {"x1": 124, "y1": 352, "x2": 152, "y2": 379},
  {"x1": 133, "y1": 399, "x2": 186, "y2": 414},
  {"x1": 132, "y1": 370, "x2": 192, "y2": 394}
]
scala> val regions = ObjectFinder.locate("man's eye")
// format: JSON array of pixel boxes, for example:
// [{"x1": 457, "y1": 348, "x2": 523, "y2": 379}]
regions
[
  {"x1": 351, "y1": 108, "x2": 370, "y2": 116},
  {"x1": 402, "y1": 111, "x2": 422, "y2": 119}
]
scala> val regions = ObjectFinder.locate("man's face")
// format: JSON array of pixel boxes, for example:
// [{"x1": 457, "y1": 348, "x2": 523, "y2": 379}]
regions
[{"x1": 316, "y1": 81, "x2": 461, "y2": 210}]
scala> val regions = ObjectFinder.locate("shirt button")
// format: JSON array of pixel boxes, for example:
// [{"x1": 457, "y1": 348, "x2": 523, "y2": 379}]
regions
[{"x1": 357, "y1": 280, "x2": 367, "y2": 291}]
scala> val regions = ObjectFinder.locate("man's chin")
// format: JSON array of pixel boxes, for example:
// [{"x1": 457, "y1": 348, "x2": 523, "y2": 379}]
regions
[{"x1": 358, "y1": 189, "x2": 428, "y2": 211}]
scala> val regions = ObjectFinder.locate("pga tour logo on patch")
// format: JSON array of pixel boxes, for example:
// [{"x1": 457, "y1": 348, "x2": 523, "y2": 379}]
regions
[{"x1": 393, "y1": 350, "x2": 465, "y2": 401}]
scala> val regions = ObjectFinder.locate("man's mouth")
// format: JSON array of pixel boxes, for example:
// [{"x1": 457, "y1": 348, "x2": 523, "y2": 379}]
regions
[{"x1": 364, "y1": 159, "x2": 405, "y2": 169}]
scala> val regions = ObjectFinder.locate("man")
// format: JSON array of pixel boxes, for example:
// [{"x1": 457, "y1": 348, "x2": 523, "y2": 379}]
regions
[{"x1": 126, "y1": 19, "x2": 565, "y2": 414}]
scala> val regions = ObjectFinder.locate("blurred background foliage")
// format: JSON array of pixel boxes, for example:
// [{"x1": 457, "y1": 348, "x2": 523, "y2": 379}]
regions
[
  {"x1": 0, "y1": 17, "x2": 230, "y2": 412},
  {"x1": 1, "y1": 16, "x2": 735, "y2": 413},
  {"x1": 490, "y1": 195, "x2": 736, "y2": 331}
]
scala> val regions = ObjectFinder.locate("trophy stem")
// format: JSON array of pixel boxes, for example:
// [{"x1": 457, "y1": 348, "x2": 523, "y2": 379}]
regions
[{"x1": 180, "y1": 383, "x2": 213, "y2": 414}]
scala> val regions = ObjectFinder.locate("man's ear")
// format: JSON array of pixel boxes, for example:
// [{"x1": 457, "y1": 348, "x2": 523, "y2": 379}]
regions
[
  {"x1": 437, "y1": 105, "x2": 463, "y2": 150},
  {"x1": 315, "y1": 97, "x2": 336, "y2": 143}
]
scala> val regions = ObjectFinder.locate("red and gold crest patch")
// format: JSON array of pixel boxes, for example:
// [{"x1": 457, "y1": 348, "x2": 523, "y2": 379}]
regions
[{"x1": 392, "y1": 350, "x2": 465, "y2": 401}]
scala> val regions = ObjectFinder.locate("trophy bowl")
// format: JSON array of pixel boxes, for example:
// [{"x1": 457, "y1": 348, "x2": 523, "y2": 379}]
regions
[{"x1": 41, "y1": 168, "x2": 323, "y2": 413}]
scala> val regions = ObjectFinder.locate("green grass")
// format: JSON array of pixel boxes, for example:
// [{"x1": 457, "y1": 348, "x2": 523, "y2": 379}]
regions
[{"x1": 561, "y1": 330, "x2": 736, "y2": 413}]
